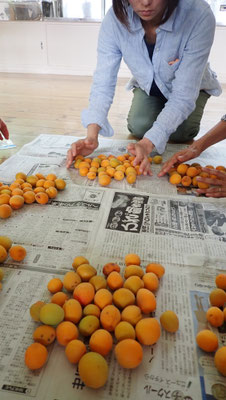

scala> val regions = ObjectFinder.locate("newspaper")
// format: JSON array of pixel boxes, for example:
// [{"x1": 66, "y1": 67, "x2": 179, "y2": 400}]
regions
[{"x1": 0, "y1": 134, "x2": 226, "y2": 400}]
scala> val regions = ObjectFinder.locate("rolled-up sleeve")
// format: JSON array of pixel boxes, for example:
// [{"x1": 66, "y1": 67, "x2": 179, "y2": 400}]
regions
[
  {"x1": 82, "y1": 11, "x2": 122, "y2": 137},
  {"x1": 144, "y1": 8, "x2": 216, "y2": 154}
]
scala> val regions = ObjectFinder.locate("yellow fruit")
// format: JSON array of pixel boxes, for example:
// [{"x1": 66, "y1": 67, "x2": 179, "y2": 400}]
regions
[
  {"x1": 39, "y1": 303, "x2": 64, "y2": 326},
  {"x1": 115, "y1": 321, "x2": 136, "y2": 341},
  {"x1": 78, "y1": 352, "x2": 108, "y2": 389},
  {"x1": 160, "y1": 310, "x2": 179, "y2": 333},
  {"x1": 0, "y1": 245, "x2": 8, "y2": 263},
  {"x1": 72, "y1": 256, "x2": 89, "y2": 270},
  {"x1": 0, "y1": 236, "x2": 12, "y2": 251}
]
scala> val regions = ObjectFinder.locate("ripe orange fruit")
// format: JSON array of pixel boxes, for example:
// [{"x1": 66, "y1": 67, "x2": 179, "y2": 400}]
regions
[
  {"x1": 186, "y1": 167, "x2": 198, "y2": 177},
  {"x1": 72, "y1": 255, "x2": 89, "y2": 270},
  {"x1": 56, "y1": 321, "x2": 79, "y2": 346},
  {"x1": 206, "y1": 307, "x2": 224, "y2": 327},
  {"x1": 136, "y1": 318, "x2": 161, "y2": 345},
  {"x1": 196, "y1": 329, "x2": 218, "y2": 352},
  {"x1": 169, "y1": 173, "x2": 181, "y2": 185},
  {"x1": 89, "y1": 329, "x2": 113, "y2": 356},
  {"x1": 145, "y1": 262, "x2": 165, "y2": 278},
  {"x1": 176, "y1": 164, "x2": 188, "y2": 175},
  {"x1": 214, "y1": 347, "x2": 226, "y2": 376},
  {"x1": 215, "y1": 273, "x2": 226, "y2": 290},
  {"x1": 78, "y1": 352, "x2": 108, "y2": 389},
  {"x1": 65, "y1": 339, "x2": 86, "y2": 364},
  {"x1": 25, "y1": 343, "x2": 48, "y2": 370},
  {"x1": 0, "y1": 245, "x2": 8, "y2": 263},
  {"x1": 160, "y1": 310, "x2": 179, "y2": 332},
  {"x1": 209, "y1": 288, "x2": 226, "y2": 307},
  {"x1": 100, "y1": 304, "x2": 121, "y2": 331},
  {"x1": 9, "y1": 245, "x2": 27, "y2": 261},
  {"x1": 125, "y1": 253, "x2": 140, "y2": 266},
  {"x1": 114, "y1": 339, "x2": 143, "y2": 369},
  {"x1": 114, "y1": 321, "x2": 136, "y2": 341},
  {"x1": 181, "y1": 176, "x2": 192, "y2": 187},
  {"x1": 47, "y1": 278, "x2": 63, "y2": 293}
]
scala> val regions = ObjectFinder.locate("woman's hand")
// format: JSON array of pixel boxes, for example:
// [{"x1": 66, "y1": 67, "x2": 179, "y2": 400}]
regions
[
  {"x1": 158, "y1": 143, "x2": 202, "y2": 177},
  {"x1": 66, "y1": 124, "x2": 100, "y2": 168},
  {"x1": 0, "y1": 119, "x2": 9, "y2": 140},
  {"x1": 127, "y1": 138, "x2": 154, "y2": 176},
  {"x1": 196, "y1": 168, "x2": 226, "y2": 198}
]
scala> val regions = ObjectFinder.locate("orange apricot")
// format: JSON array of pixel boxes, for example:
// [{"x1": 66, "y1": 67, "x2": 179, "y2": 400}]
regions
[
  {"x1": 79, "y1": 167, "x2": 89, "y2": 177},
  {"x1": 56, "y1": 321, "x2": 78, "y2": 346},
  {"x1": 206, "y1": 307, "x2": 224, "y2": 327},
  {"x1": 136, "y1": 318, "x2": 161, "y2": 345},
  {"x1": 73, "y1": 282, "x2": 95, "y2": 306},
  {"x1": 9, "y1": 245, "x2": 26, "y2": 261},
  {"x1": 126, "y1": 173, "x2": 136, "y2": 184},
  {"x1": 0, "y1": 245, "x2": 8, "y2": 263},
  {"x1": 35, "y1": 192, "x2": 49, "y2": 204},
  {"x1": 209, "y1": 288, "x2": 226, "y2": 307},
  {"x1": 63, "y1": 299, "x2": 82, "y2": 324},
  {"x1": 100, "y1": 304, "x2": 121, "y2": 331},
  {"x1": 196, "y1": 329, "x2": 218, "y2": 352},
  {"x1": 107, "y1": 271, "x2": 124, "y2": 290},
  {"x1": 125, "y1": 253, "x2": 140, "y2": 266},
  {"x1": 65, "y1": 339, "x2": 86, "y2": 364},
  {"x1": 26, "y1": 175, "x2": 38, "y2": 187},
  {"x1": 98, "y1": 174, "x2": 111, "y2": 186},
  {"x1": 113, "y1": 288, "x2": 135, "y2": 309},
  {"x1": 114, "y1": 321, "x2": 136, "y2": 341},
  {"x1": 136, "y1": 288, "x2": 156, "y2": 313},
  {"x1": 76, "y1": 264, "x2": 97, "y2": 281},
  {"x1": 72, "y1": 255, "x2": 89, "y2": 270},
  {"x1": 0, "y1": 204, "x2": 12, "y2": 218},
  {"x1": 47, "y1": 278, "x2": 63, "y2": 294},
  {"x1": 124, "y1": 265, "x2": 144, "y2": 279},
  {"x1": 181, "y1": 176, "x2": 192, "y2": 187},
  {"x1": 46, "y1": 173, "x2": 57, "y2": 181},
  {"x1": 0, "y1": 236, "x2": 12, "y2": 251},
  {"x1": 89, "y1": 329, "x2": 113, "y2": 356},
  {"x1": 153, "y1": 155, "x2": 162, "y2": 164},
  {"x1": 30, "y1": 301, "x2": 45, "y2": 322},
  {"x1": 25, "y1": 343, "x2": 48, "y2": 370},
  {"x1": 106, "y1": 167, "x2": 115, "y2": 177},
  {"x1": 43, "y1": 180, "x2": 55, "y2": 189},
  {"x1": 46, "y1": 187, "x2": 58, "y2": 199},
  {"x1": 145, "y1": 262, "x2": 165, "y2": 278},
  {"x1": 197, "y1": 181, "x2": 209, "y2": 189},
  {"x1": 83, "y1": 304, "x2": 101, "y2": 318},
  {"x1": 33, "y1": 325, "x2": 56, "y2": 346},
  {"x1": 78, "y1": 352, "x2": 108, "y2": 389},
  {"x1": 87, "y1": 171, "x2": 96, "y2": 180},
  {"x1": 121, "y1": 305, "x2": 142, "y2": 326},
  {"x1": 11, "y1": 188, "x2": 23, "y2": 196},
  {"x1": 16, "y1": 172, "x2": 27, "y2": 180},
  {"x1": 23, "y1": 190, "x2": 36, "y2": 204},
  {"x1": 142, "y1": 272, "x2": 159, "y2": 291},
  {"x1": 103, "y1": 262, "x2": 120, "y2": 276},
  {"x1": 160, "y1": 310, "x2": 179, "y2": 332},
  {"x1": 215, "y1": 273, "x2": 226, "y2": 290},
  {"x1": 123, "y1": 275, "x2": 144, "y2": 294},
  {"x1": 114, "y1": 170, "x2": 124, "y2": 181},
  {"x1": 114, "y1": 339, "x2": 143, "y2": 369},
  {"x1": 89, "y1": 275, "x2": 107, "y2": 291},
  {"x1": 216, "y1": 166, "x2": 225, "y2": 171},
  {"x1": 9, "y1": 195, "x2": 24, "y2": 210},
  {"x1": 169, "y1": 173, "x2": 182, "y2": 185},
  {"x1": 94, "y1": 288, "x2": 112, "y2": 309},
  {"x1": 214, "y1": 347, "x2": 226, "y2": 376},
  {"x1": 34, "y1": 187, "x2": 46, "y2": 194},
  {"x1": 0, "y1": 193, "x2": 10, "y2": 205},
  {"x1": 36, "y1": 179, "x2": 46, "y2": 187},
  {"x1": 186, "y1": 167, "x2": 199, "y2": 177},
  {"x1": 63, "y1": 271, "x2": 81, "y2": 292},
  {"x1": 176, "y1": 164, "x2": 188, "y2": 175},
  {"x1": 79, "y1": 161, "x2": 90, "y2": 169},
  {"x1": 51, "y1": 291, "x2": 68, "y2": 306}
]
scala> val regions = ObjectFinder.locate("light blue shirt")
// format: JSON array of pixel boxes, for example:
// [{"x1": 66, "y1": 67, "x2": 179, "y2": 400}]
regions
[{"x1": 82, "y1": 0, "x2": 221, "y2": 154}]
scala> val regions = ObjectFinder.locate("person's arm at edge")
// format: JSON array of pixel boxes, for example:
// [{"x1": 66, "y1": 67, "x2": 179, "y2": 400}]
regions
[
  {"x1": 158, "y1": 119, "x2": 226, "y2": 176},
  {"x1": 0, "y1": 119, "x2": 9, "y2": 140}
]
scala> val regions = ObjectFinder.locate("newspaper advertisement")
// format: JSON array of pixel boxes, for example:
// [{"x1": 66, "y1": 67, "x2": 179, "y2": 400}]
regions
[{"x1": 0, "y1": 134, "x2": 226, "y2": 400}]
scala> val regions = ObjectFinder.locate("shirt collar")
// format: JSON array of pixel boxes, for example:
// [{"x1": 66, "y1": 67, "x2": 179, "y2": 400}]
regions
[{"x1": 128, "y1": 5, "x2": 177, "y2": 33}]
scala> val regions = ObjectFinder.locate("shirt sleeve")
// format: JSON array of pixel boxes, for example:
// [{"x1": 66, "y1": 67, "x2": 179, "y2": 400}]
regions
[
  {"x1": 144, "y1": 7, "x2": 216, "y2": 154},
  {"x1": 81, "y1": 10, "x2": 122, "y2": 137}
]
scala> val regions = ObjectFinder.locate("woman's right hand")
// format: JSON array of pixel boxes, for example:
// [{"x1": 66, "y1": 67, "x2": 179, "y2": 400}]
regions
[{"x1": 66, "y1": 124, "x2": 100, "y2": 168}]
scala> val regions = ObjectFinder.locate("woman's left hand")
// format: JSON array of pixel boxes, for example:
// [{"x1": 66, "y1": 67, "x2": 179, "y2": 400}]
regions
[
  {"x1": 196, "y1": 167, "x2": 226, "y2": 198},
  {"x1": 127, "y1": 138, "x2": 154, "y2": 176}
]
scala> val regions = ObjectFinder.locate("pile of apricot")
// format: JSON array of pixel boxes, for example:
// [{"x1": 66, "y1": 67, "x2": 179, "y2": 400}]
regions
[
  {"x1": 168, "y1": 163, "x2": 226, "y2": 189},
  {"x1": 0, "y1": 235, "x2": 27, "y2": 289},
  {"x1": 0, "y1": 172, "x2": 66, "y2": 218},
  {"x1": 26, "y1": 253, "x2": 179, "y2": 389},
  {"x1": 195, "y1": 272, "x2": 226, "y2": 376},
  {"x1": 74, "y1": 154, "x2": 162, "y2": 187}
]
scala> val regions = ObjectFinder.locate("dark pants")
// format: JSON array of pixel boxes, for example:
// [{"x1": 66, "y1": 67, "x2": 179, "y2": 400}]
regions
[{"x1": 127, "y1": 88, "x2": 210, "y2": 143}]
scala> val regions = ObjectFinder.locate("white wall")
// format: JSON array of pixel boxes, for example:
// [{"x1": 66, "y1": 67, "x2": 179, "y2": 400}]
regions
[{"x1": 0, "y1": 21, "x2": 225, "y2": 82}]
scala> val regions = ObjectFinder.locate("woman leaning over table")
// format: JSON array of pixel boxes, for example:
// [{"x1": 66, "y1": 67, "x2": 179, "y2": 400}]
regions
[
  {"x1": 66, "y1": 0, "x2": 221, "y2": 174},
  {"x1": 0, "y1": 119, "x2": 9, "y2": 140},
  {"x1": 159, "y1": 115, "x2": 226, "y2": 198}
]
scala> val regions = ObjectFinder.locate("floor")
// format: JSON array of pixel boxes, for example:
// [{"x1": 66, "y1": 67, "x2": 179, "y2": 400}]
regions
[{"x1": 0, "y1": 72, "x2": 226, "y2": 164}]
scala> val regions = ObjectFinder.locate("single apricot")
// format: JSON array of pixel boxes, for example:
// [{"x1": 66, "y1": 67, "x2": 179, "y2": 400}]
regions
[
  {"x1": 145, "y1": 262, "x2": 165, "y2": 278},
  {"x1": 35, "y1": 173, "x2": 46, "y2": 180},
  {"x1": 101, "y1": 159, "x2": 110, "y2": 168},
  {"x1": 126, "y1": 173, "x2": 136, "y2": 184},
  {"x1": 177, "y1": 164, "x2": 188, "y2": 175},
  {"x1": 160, "y1": 310, "x2": 179, "y2": 332},
  {"x1": 78, "y1": 315, "x2": 100, "y2": 336},
  {"x1": 79, "y1": 161, "x2": 90, "y2": 169},
  {"x1": 100, "y1": 304, "x2": 121, "y2": 331},
  {"x1": 30, "y1": 301, "x2": 45, "y2": 322},
  {"x1": 56, "y1": 321, "x2": 78, "y2": 346},
  {"x1": 123, "y1": 275, "x2": 144, "y2": 294},
  {"x1": 116, "y1": 164, "x2": 126, "y2": 173},
  {"x1": 65, "y1": 339, "x2": 86, "y2": 364},
  {"x1": 0, "y1": 245, "x2": 8, "y2": 263},
  {"x1": 192, "y1": 176, "x2": 198, "y2": 186},
  {"x1": 43, "y1": 180, "x2": 55, "y2": 189},
  {"x1": 215, "y1": 274, "x2": 226, "y2": 290},
  {"x1": 197, "y1": 181, "x2": 209, "y2": 189},
  {"x1": 125, "y1": 253, "x2": 141, "y2": 266},
  {"x1": 79, "y1": 167, "x2": 89, "y2": 177},
  {"x1": 21, "y1": 182, "x2": 32, "y2": 189},
  {"x1": 89, "y1": 329, "x2": 113, "y2": 356},
  {"x1": 34, "y1": 187, "x2": 46, "y2": 194},
  {"x1": 136, "y1": 318, "x2": 161, "y2": 345},
  {"x1": 87, "y1": 171, "x2": 96, "y2": 180},
  {"x1": 153, "y1": 155, "x2": 162, "y2": 164},
  {"x1": 46, "y1": 187, "x2": 58, "y2": 199},
  {"x1": 121, "y1": 305, "x2": 142, "y2": 326},
  {"x1": 9, "y1": 182, "x2": 21, "y2": 191},
  {"x1": 63, "y1": 271, "x2": 81, "y2": 292},
  {"x1": 0, "y1": 193, "x2": 10, "y2": 205},
  {"x1": 75, "y1": 155, "x2": 84, "y2": 161},
  {"x1": 25, "y1": 342, "x2": 48, "y2": 370},
  {"x1": 206, "y1": 307, "x2": 224, "y2": 328},
  {"x1": 98, "y1": 174, "x2": 111, "y2": 186},
  {"x1": 36, "y1": 179, "x2": 46, "y2": 187},
  {"x1": 114, "y1": 170, "x2": 124, "y2": 181},
  {"x1": 9, "y1": 245, "x2": 26, "y2": 261},
  {"x1": 114, "y1": 339, "x2": 143, "y2": 369},
  {"x1": 103, "y1": 262, "x2": 120, "y2": 276},
  {"x1": 107, "y1": 271, "x2": 124, "y2": 290},
  {"x1": 124, "y1": 265, "x2": 144, "y2": 279},
  {"x1": 26, "y1": 175, "x2": 38, "y2": 187},
  {"x1": 89, "y1": 275, "x2": 107, "y2": 291},
  {"x1": 11, "y1": 188, "x2": 23, "y2": 196},
  {"x1": 89, "y1": 166, "x2": 98, "y2": 173},
  {"x1": 23, "y1": 190, "x2": 36, "y2": 204},
  {"x1": 78, "y1": 352, "x2": 108, "y2": 389},
  {"x1": 0, "y1": 236, "x2": 12, "y2": 251},
  {"x1": 94, "y1": 288, "x2": 113, "y2": 309},
  {"x1": 35, "y1": 192, "x2": 49, "y2": 204},
  {"x1": 186, "y1": 167, "x2": 199, "y2": 177},
  {"x1": 76, "y1": 264, "x2": 97, "y2": 281},
  {"x1": 73, "y1": 282, "x2": 95, "y2": 306},
  {"x1": 33, "y1": 325, "x2": 56, "y2": 346},
  {"x1": 136, "y1": 288, "x2": 156, "y2": 313},
  {"x1": 0, "y1": 204, "x2": 12, "y2": 218},
  {"x1": 91, "y1": 160, "x2": 100, "y2": 168},
  {"x1": 51, "y1": 291, "x2": 68, "y2": 306},
  {"x1": 181, "y1": 176, "x2": 192, "y2": 187},
  {"x1": 196, "y1": 329, "x2": 218, "y2": 352},
  {"x1": 72, "y1": 256, "x2": 89, "y2": 270},
  {"x1": 47, "y1": 278, "x2": 63, "y2": 294},
  {"x1": 169, "y1": 173, "x2": 182, "y2": 185},
  {"x1": 106, "y1": 167, "x2": 115, "y2": 177},
  {"x1": 74, "y1": 159, "x2": 82, "y2": 169},
  {"x1": 9, "y1": 195, "x2": 24, "y2": 210},
  {"x1": 113, "y1": 288, "x2": 135, "y2": 309},
  {"x1": 214, "y1": 347, "x2": 226, "y2": 376},
  {"x1": 110, "y1": 158, "x2": 121, "y2": 168},
  {"x1": 63, "y1": 299, "x2": 82, "y2": 324},
  {"x1": 83, "y1": 304, "x2": 100, "y2": 318},
  {"x1": 114, "y1": 321, "x2": 136, "y2": 341},
  {"x1": 209, "y1": 288, "x2": 226, "y2": 307},
  {"x1": 142, "y1": 272, "x2": 159, "y2": 291},
  {"x1": 16, "y1": 172, "x2": 27, "y2": 180},
  {"x1": 46, "y1": 173, "x2": 57, "y2": 181}
]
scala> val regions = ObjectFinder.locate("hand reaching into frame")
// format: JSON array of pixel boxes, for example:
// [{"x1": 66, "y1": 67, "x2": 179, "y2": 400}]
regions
[
  {"x1": 0, "y1": 119, "x2": 9, "y2": 140},
  {"x1": 127, "y1": 138, "x2": 154, "y2": 176},
  {"x1": 196, "y1": 167, "x2": 226, "y2": 198}
]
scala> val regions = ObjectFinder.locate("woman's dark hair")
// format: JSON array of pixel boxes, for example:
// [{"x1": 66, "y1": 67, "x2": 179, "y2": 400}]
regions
[{"x1": 112, "y1": 0, "x2": 179, "y2": 29}]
